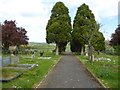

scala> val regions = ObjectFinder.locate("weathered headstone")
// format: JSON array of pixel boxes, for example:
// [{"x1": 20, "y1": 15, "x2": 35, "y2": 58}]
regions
[
  {"x1": 29, "y1": 54, "x2": 35, "y2": 62},
  {"x1": 2, "y1": 56, "x2": 11, "y2": 67},
  {"x1": 11, "y1": 55, "x2": 19, "y2": 64},
  {"x1": 31, "y1": 54, "x2": 35, "y2": 59}
]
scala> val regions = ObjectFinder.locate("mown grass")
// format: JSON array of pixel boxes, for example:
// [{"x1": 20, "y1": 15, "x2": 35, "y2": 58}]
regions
[
  {"x1": 2, "y1": 52, "x2": 60, "y2": 88},
  {"x1": 78, "y1": 52, "x2": 119, "y2": 88},
  {"x1": 1, "y1": 69, "x2": 22, "y2": 78},
  {"x1": 2, "y1": 43, "x2": 60, "y2": 88}
]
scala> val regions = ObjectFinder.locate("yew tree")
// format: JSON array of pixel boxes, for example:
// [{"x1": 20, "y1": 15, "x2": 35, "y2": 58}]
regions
[
  {"x1": 71, "y1": 3, "x2": 105, "y2": 62},
  {"x1": 46, "y1": 2, "x2": 72, "y2": 55}
]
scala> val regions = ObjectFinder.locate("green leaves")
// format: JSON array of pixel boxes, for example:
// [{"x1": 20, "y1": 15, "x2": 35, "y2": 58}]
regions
[
  {"x1": 71, "y1": 3, "x2": 105, "y2": 52},
  {"x1": 46, "y1": 2, "x2": 72, "y2": 53}
]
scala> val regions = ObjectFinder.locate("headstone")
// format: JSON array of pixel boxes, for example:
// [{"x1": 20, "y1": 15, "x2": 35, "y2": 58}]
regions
[
  {"x1": 2, "y1": 56, "x2": 11, "y2": 67},
  {"x1": 31, "y1": 54, "x2": 35, "y2": 59},
  {"x1": 11, "y1": 55, "x2": 19, "y2": 64}
]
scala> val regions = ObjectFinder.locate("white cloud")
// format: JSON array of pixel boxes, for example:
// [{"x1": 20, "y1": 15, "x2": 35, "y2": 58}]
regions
[{"x1": 0, "y1": 0, "x2": 119, "y2": 42}]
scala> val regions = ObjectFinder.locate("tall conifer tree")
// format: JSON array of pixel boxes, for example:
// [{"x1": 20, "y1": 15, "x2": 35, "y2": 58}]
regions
[{"x1": 46, "y1": 2, "x2": 72, "y2": 55}]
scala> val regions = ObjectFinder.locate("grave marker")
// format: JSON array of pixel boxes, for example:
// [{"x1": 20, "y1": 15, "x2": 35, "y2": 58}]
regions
[
  {"x1": 11, "y1": 55, "x2": 19, "y2": 64},
  {"x1": 2, "y1": 56, "x2": 11, "y2": 67}
]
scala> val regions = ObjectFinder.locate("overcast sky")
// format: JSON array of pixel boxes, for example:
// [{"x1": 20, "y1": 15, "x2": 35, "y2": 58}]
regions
[{"x1": 0, "y1": 0, "x2": 119, "y2": 43}]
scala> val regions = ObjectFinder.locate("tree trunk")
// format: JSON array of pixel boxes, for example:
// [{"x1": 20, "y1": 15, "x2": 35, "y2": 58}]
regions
[
  {"x1": 3, "y1": 43, "x2": 9, "y2": 54},
  {"x1": 56, "y1": 44, "x2": 59, "y2": 55},
  {"x1": 81, "y1": 47, "x2": 84, "y2": 55},
  {"x1": 88, "y1": 45, "x2": 91, "y2": 60}
]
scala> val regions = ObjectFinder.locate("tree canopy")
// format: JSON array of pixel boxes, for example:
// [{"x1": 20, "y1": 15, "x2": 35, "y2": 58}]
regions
[
  {"x1": 2, "y1": 20, "x2": 29, "y2": 52},
  {"x1": 46, "y1": 2, "x2": 72, "y2": 54},
  {"x1": 71, "y1": 3, "x2": 105, "y2": 53},
  {"x1": 110, "y1": 25, "x2": 120, "y2": 46}
]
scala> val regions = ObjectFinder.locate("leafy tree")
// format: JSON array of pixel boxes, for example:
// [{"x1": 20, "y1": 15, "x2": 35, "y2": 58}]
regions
[
  {"x1": 71, "y1": 3, "x2": 105, "y2": 62},
  {"x1": 110, "y1": 25, "x2": 120, "y2": 46},
  {"x1": 46, "y1": 2, "x2": 72, "y2": 55},
  {"x1": 2, "y1": 20, "x2": 29, "y2": 53},
  {"x1": 110, "y1": 25, "x2": 120, "y2": 55}
]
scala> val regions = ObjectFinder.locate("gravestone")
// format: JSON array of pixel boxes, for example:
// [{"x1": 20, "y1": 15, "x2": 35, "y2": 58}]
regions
[
  {"x1": 11, "y1": 55, "x2": 19, "y2": 64},
  {"x1": 31, "y1": 54, "x2": 35, "y2": 58},
  {"x1": 2, "y1": 56, "x2": 11, "y2": 67},
  {"x1": 11, "y1": 46, "x2": 19, "y2": 64},
  {"x1": 31, "y1": 54, "x2": 35, "y2": 61}
]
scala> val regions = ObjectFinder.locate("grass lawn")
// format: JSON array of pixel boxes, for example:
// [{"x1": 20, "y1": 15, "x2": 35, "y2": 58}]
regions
[
  {"x1": 2, "y1": 52, "x2": 60, "y2": 88},
  {"x1": 2, "y1": 43, "x2": 60, "y2": 88},
  {"x1": 78, "y1": 52, "x2": 119, "y2": 88}
]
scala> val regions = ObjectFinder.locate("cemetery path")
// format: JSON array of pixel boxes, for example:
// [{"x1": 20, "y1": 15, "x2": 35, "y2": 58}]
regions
[{"x1": 37, "y1": 52, "x2": 103, "y2": 88}]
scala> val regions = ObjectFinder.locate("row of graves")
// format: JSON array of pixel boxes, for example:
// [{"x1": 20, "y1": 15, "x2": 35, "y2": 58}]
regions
[
  {"x1": 84, "y1": 45, "x2": 113, "y2": 62},
  {"x1": 0, "y1": 46, "x2": 51, "y2": 82}
]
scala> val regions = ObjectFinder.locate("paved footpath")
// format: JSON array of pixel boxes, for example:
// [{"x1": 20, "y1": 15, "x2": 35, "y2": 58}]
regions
[{"x1": 37, "y1": 53, "x2": 103, "y2": 88}]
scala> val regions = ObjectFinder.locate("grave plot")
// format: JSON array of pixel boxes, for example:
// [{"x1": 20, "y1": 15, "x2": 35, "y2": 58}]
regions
[
  {"x1": 0, "y1": 69, "x2": 23, "y2": 82},
  {"x1": 38, "y1": 57, "x2": 51, "y2": 60},
  {"x1": 3, "y1": 64, "x2": 38, "y2": 70},
  {"x1": 2, "y1": 54, "x2": 38, "y2": 70},
  {"x1": 1, "y1": 54, "x2": 38, "y2": 82}
]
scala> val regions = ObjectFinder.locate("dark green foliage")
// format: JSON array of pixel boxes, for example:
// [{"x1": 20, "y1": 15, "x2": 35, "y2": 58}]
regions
[
  {"x1": 46, "y1": 2, "x2": 72, "y2": 53},
  {"x1": 70, "y1": 39, "x2": 82, "y2": 53},
  {"x1": 92, "y1": 32, "x2": 105, "y2": 51},
  {"x1": 58, "y1": 42, "x2": 67, "y2": 53},
  {"x1": 71, "y1": 3, "x2": 105, "y2": 53},
  {"x1": 71, "y1": 3, "x2": 96, "y2": 52}
]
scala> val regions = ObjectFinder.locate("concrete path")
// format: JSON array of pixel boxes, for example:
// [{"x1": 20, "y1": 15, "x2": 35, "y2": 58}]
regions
[{"x1": 37, "y1": 53, "x2": 103, "y2": 88}]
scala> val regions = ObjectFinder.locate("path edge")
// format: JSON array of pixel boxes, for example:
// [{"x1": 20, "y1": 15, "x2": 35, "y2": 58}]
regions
[
  {"x1": 75, "y1": 56, "x2": 109, "y2": 89},
  {"x1": 33, "y1": 56, "x2": 62, "y2": 88}
]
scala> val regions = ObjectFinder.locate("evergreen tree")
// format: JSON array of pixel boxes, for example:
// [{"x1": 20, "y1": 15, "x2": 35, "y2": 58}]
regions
[
  {"x1": 71, "y1": 3, "x2": 105, "y2": 62},
  {"x1": 46, "y1": 2, "x2": 72, "y2": 55}
]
